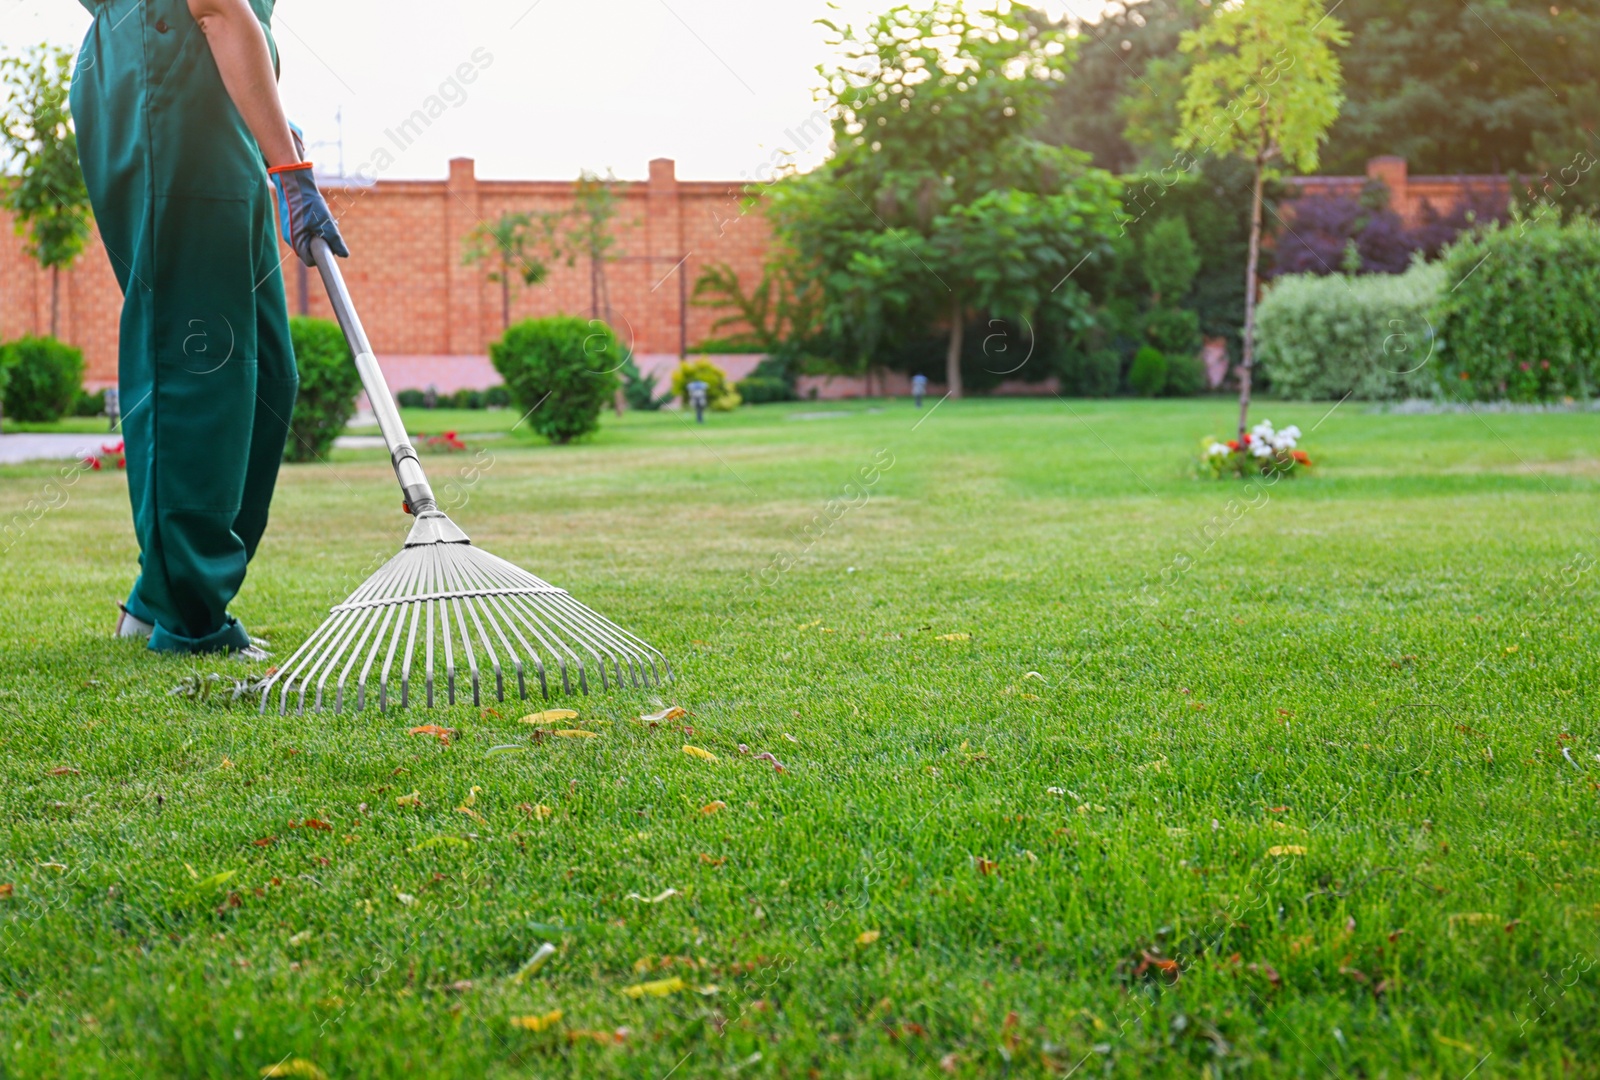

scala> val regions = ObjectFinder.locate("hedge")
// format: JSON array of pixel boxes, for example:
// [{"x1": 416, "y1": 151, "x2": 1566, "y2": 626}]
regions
[{"x1": 1255, "y1": 261, "x2": 1444, "y2": 401}]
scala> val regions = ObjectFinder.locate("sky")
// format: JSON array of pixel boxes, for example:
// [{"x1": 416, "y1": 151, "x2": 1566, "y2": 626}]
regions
[{"x1": 3, "y1": 0, "x2": 1102, "y2": 183}]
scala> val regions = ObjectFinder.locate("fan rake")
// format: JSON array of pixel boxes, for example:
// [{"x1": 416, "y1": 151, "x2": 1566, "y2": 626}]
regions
[{"x1": 260, "y1": 239, "x2": 669, "y2": 714}]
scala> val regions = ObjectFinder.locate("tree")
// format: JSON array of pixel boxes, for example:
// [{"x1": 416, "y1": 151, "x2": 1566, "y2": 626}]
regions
[
  {"x1": 461, "y1": 211, "x2": 554, "y2": 331},
  {"x1": 562, "y1": 170, "x2": 631, "y2": 416},
  {"x1": 1176, "y1": 0, "x2": 1348, "y2": 440},
  {"x1": 0, "y1": 45, "x2": 93, "y2": 342},
  {"x1": 690, "y1": 257, "x2": 821, "y2": 354},
  {"x1": 768, "y1": 3, "x2": 1122, "y2": 398}
]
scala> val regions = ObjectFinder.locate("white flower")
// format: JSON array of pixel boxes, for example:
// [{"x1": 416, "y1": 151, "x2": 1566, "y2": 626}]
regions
[
  {"x1": 1250, "y1": 441, "x2": 1273, "y2": 458},
  {"x1": 1251, "y1": 420, "x2": 1275, "y2": 439},
  {"x1": 1206, "y1": 442, "x2": 1230, "y2": 457},
  {"x1": 1281, "y1": 425, "x2": 1301, "y2": 441}
]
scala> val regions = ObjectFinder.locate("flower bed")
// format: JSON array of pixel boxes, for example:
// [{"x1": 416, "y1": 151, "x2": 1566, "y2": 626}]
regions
[{"x1": 1200, "y1": 420, "x2": 1310, "y2": 478}]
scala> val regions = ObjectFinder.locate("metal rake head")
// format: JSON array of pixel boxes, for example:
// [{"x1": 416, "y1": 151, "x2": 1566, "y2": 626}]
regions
[{"x1": 260, "y1": 514, "x2": 669, "y2": 714}]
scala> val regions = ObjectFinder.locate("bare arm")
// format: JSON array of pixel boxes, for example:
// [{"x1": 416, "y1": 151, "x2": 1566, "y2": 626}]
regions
[{"x1": 188, "y1": 0, "x2": 299, "y2": 168}]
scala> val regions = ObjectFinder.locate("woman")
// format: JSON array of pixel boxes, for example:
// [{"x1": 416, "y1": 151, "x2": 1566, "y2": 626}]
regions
[{"x1": 72, "y1": 0, "x2": 347, "y2": 656}]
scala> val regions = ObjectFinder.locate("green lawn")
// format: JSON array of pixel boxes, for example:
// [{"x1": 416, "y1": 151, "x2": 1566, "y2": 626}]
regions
[{"x1": 2, "y1": 398, "x2": 1597, "y2": 1077}]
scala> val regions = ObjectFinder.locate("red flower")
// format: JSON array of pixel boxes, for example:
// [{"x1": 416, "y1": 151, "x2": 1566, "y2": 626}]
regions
[
  {"x1": 1241, "y1": 433, "x2": 1253, "y2": 444},
  {"x1": 1226, "y1": 440, "x2": 1240, "y2": 452},
  {"x1": 1291, "y1": 450, "x2": 1311, "y2": 465},
  {"x1": 1519, "y1": 362, "x2": 1530, "y2": 371},
  {"x1": 116, "y1": 457, "x2": 126, "y2": 469},
  {"x1": 1459, "y1": 371, "x2": 1470, "y2": 380}
]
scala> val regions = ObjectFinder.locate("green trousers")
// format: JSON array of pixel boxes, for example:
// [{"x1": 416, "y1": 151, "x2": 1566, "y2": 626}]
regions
[{"x1": 72, "y1": 0, "x2": 298, "y2": 653}]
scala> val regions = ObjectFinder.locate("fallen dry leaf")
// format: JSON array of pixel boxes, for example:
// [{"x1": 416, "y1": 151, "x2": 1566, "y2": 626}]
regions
[
  {"x1": 625, "y1": 887, "x2": 680, "y2": 904},
  {"x1": 754, "y1": 752, "x2": 786, "y2": 772},
  {"x1": 457, "y1": 806, "x2": 489, "y2": 825},
  {"x1": 252, "y1": 837, "x2": 277, "y2": 847},
  {"x1": 289, "y1": 818, "x2": 333, "y2": 832},
  {"x1": 567, "y1": 1029, "x2": 627, "y2": 1045},
  {"x1": 520, "y1": 709, "x2": 579, "y2": 725},
  {"x1": 533, "y1": 804, "x2": 554, "y2": 820},
  {"x1": 935, "y1": 633, "x2": 970, "y2": 641},
  {"x1": 641, "y1": 706, "x2": 688, "y2": 723},
  {"x1": 258, "y1": 1060, "x2": 328, "y2": 1080},
  {"x1": 620, "y1": 976, "x2": 687, "y2": 999},
  {"x1": 699, "y1": 853, "x2": 725, "y2": 866},
  {"x1": 0, "y1": 884, "x2": 13, "y2": 899},
  {"x1": 700, "y1": 800, "x2": 727, "y2": 816},
  {"x1": 396, "y1": 791, "x2": 422, "y2": 807},
  {"x1": 510, "y1": 1009, "x2": 563, "y2": 1032},
  {"x1": 409, "y1": 724, "x2": 457, "y2": 745},
  {"x1": 1266, "y1": 845, "x2": 1306, "y2": 857},
  {"x1": 975, "y1": 857, "x2": 998, "y2": 876},
  {"x1": 683, "y1": 745, "x2": 718, "y2": 762},
  {"x1": 511, "y1": 942, "x2": 559, "y2": 983},
  {"x1": 554, "y1": 729, "x2": 598, "y2": 739},
  {"x1": 856, "y1": 930, "x2": 881, "y2": 946},
  {"x1": 1448, "y1": 912, "x2": 1501, "y2": 932},
  {"x1": 48, "y1": 767, "x2": 80, "y2": 777}
]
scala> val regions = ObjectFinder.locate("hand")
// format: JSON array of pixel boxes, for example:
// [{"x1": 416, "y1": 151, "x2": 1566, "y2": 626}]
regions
[{"x1": 268, "y1": 162, "x2": 349, "y2": 266}]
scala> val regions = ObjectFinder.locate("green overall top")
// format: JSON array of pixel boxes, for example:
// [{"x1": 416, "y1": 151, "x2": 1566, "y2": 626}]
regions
[{"x1": 72, "y1": 0, "x2": 300, "y2": 653}]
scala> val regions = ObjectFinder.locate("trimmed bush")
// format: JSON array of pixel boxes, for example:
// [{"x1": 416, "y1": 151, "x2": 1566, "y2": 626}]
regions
[
  {"x1": 1128, "y1": 346, "x2": 1168, "y2": 397},
  {"x1": 491, "y1": 316, "x2": 621, "y2": 444},
  {"x1": 1143, "y1": 306, "x2": 1201, "y2": 357},
  {"x1": 736, "y1": 354, "x2": 799, "y2": 404},
  {"x1": 0, "y1": 336, "x2": 85, "y2": 422},
  {"x1": 72, "y1": 388, "x2": 107, "y2": 417},
  {"x1": 396, "y1": 389, "x2": 428, "y2": 408},
  {"x1": 1165, "y1": 352, "x2": 1206, "y2": 396},
  {"x1": 285, "y1": 317, "x2": 362, "y2": 463},
  {"x1": 1255, "y1": 261, "x2": 1444, "y2": 401},
  {"x1": 1433, "y1": 215, "x2": 1600, "y2": 401},
  {"x1": 672, "y1": 358, "x2": 742, "y2": 410}
]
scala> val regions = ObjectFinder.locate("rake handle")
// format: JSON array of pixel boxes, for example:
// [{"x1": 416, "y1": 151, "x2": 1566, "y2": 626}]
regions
[{"x1": 311, "y1": 236, "x2": 438, "y2": 516}]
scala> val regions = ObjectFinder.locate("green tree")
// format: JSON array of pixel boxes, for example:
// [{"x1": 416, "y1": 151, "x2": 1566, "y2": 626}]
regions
[
  {"x1": 0, "y1": 45, "x2": 92, "y2": 342},
  {"x1": 462, "y1": 211, "x2": 555, "y2": 331},
  {"x1": 1177, "y1": 0, "x2": 1348, "y2": 440},
  {"x1": 563, "y1": 170, "x2": 630, "y2": 414},
  {"x1": 768, "y1": 3, "x2": 1123, "y2": 398}
]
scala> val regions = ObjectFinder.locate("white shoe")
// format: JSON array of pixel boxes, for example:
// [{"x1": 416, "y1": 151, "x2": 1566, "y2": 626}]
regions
[{"x1": 114, "y1": 605, "x2": 153, "y2": 639}]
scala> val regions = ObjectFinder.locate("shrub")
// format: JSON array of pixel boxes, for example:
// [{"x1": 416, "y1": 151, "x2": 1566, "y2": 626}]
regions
[
  {"x1": 1255, "y1": 261, "x2": 1444, "y2": 401},
  {"x1": 620, "y1": 356, "x2": 672, "y2": 411},
  {"x1": 672, "y1": 358, "x2": 742, "y2": 410},
  {"x1": 1433, "y1": 215, "x2": 1600, "y2": 402},
  {"x1": 285, "y1": 317, "x2": 362, "y2": 463},
  {"x1": 1128, "y1": 346, "x2": 1168, "y2": 397},
  {"x1": 0, "y1": 336, "x2": 84, "y2": 422},
  {"x1": 396, "y1": 389, "x2": 428, "y2": 408},
  {"x1": 736, "y1": 354, "x2": 799, "y2": 404},
  {"x1": 1143, "y1": 306, "x2": 1201, "y2": 357},
  {"x1": 72, "y1": 388, "x2": 106, "y2": 416},
  {"x1": 485, "y1": 385, "x2": 512, "y2": 408},
  {"x1": 491, "y1": 316, "x2": 621, "y2": 444},
  {"x1": 1055, "y1": 347, "x2": 1120, "y2": 397},
  {"x1": 1165, "y1": 352, "x2": 1206, "y2": 396}
]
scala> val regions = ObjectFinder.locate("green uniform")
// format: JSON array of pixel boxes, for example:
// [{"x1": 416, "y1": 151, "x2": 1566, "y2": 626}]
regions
[{"x1": 72, "y1": 0, "x2": 298, "y2": 653}]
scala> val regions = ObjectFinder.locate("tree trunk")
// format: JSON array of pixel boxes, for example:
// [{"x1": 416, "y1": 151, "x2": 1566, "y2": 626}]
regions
[
  {"x1": 501, "y1": 273, "x2": 511, "y2": 332},
  {"x1": 1238, "y1": 156, "x2": 1266, "y2": 443},
  {"x1": 51, "y1": 266, "x2": 61, "y2": 339},
  {"x1": 945, "y1": 293, "x2": 965, "y2": 400}
]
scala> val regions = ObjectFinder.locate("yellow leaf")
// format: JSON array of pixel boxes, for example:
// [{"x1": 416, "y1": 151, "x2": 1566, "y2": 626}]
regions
[
  {"x1": 641, "y1": 706, "x2": 688, "y2": 722},
  {"x1": 534, "y1": 804, "x2": 554, "y2": 820},
  {"x1": 856, "y1": 930, "x2": 881, "y2": 946},
  {"x1": 287, "y1": 930, "x2": 314, "y2": 947},
  {"x1": 520, "y1": 709, "x2": 579, "y2": 725},
  {"x1": 1266, "y1": 845, "x2": 1306, "y2": 857},
  {"x1": 696, "y1": 984, "x2": 720, "y2": 996},
  {"x1": 219, "y1": 757, "x2": 235, "y2": 770},
  {"x1": 625, "y1": 888, "x2": 680, "y2": 904},
  {"x1": 554, "y1": 729, "x2": 598, "y2": 739},
  {"x1": 700, "y1": 800, "x2": 727, "y2": 815},
  {"x1": 798, "y1": 619, "x2": 823, "y2": 630},
  {"x1": 510, "y1": 1009, "x2": 564, "y2": 1032},
  {"x1": 1137, "y1": 758, "x2": 1169, "y2": 773},
  {"x1": 1435, "y1": 1034, "x2": 1478, "y2": 1054},
  {"x1": 935, "y1": 633, "x2": 970, "y2": 641},
  {"x1": 39, "y1": 862, "x2": 69, "y2": 873},
  {"x1": 620, "y1": 976, "x2": 687, "y2": 999},
  {"x1": 259, "y1": 1061, "x2": 328, "y2": 1080},
  {"x1": 1448, "y1": 912, "x2": 1500, "y2": 932},
  {"x1": 683, "y1": 745, "x2": 718, "y2": 762},
  {"x1": 1268, "y1": 820, "x2": 1307, "y2": 834},
  {"x1": 396, "y1": 790, "x2": 422, "y2": 807},
  {"x1": 460, "y1": 785, "x2": 483, "y2": 808},
  {"x1": 1023, "y1": 671, "x2": 1045, "y2": 682}
]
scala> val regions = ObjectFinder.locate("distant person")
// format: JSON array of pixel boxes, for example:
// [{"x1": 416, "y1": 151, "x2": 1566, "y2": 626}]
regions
[
  {"x1": 73, "y1": 0, "x2": 347, "y2": 656},
  {"x1": 912, "y1": 373, "x2": 928, "y2": 408}
]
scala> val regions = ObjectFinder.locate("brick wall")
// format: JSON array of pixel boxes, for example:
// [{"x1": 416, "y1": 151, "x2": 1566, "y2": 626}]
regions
[
  {"x1": 2, "y1": 154, "x2": 1514, "y2": 392},
  {"x1": 0, "y1": 157, "x2": 771, "y2": 388},
  {"x1": 1284, "y1": 156, "x2": 1514, "y2": 226}
]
